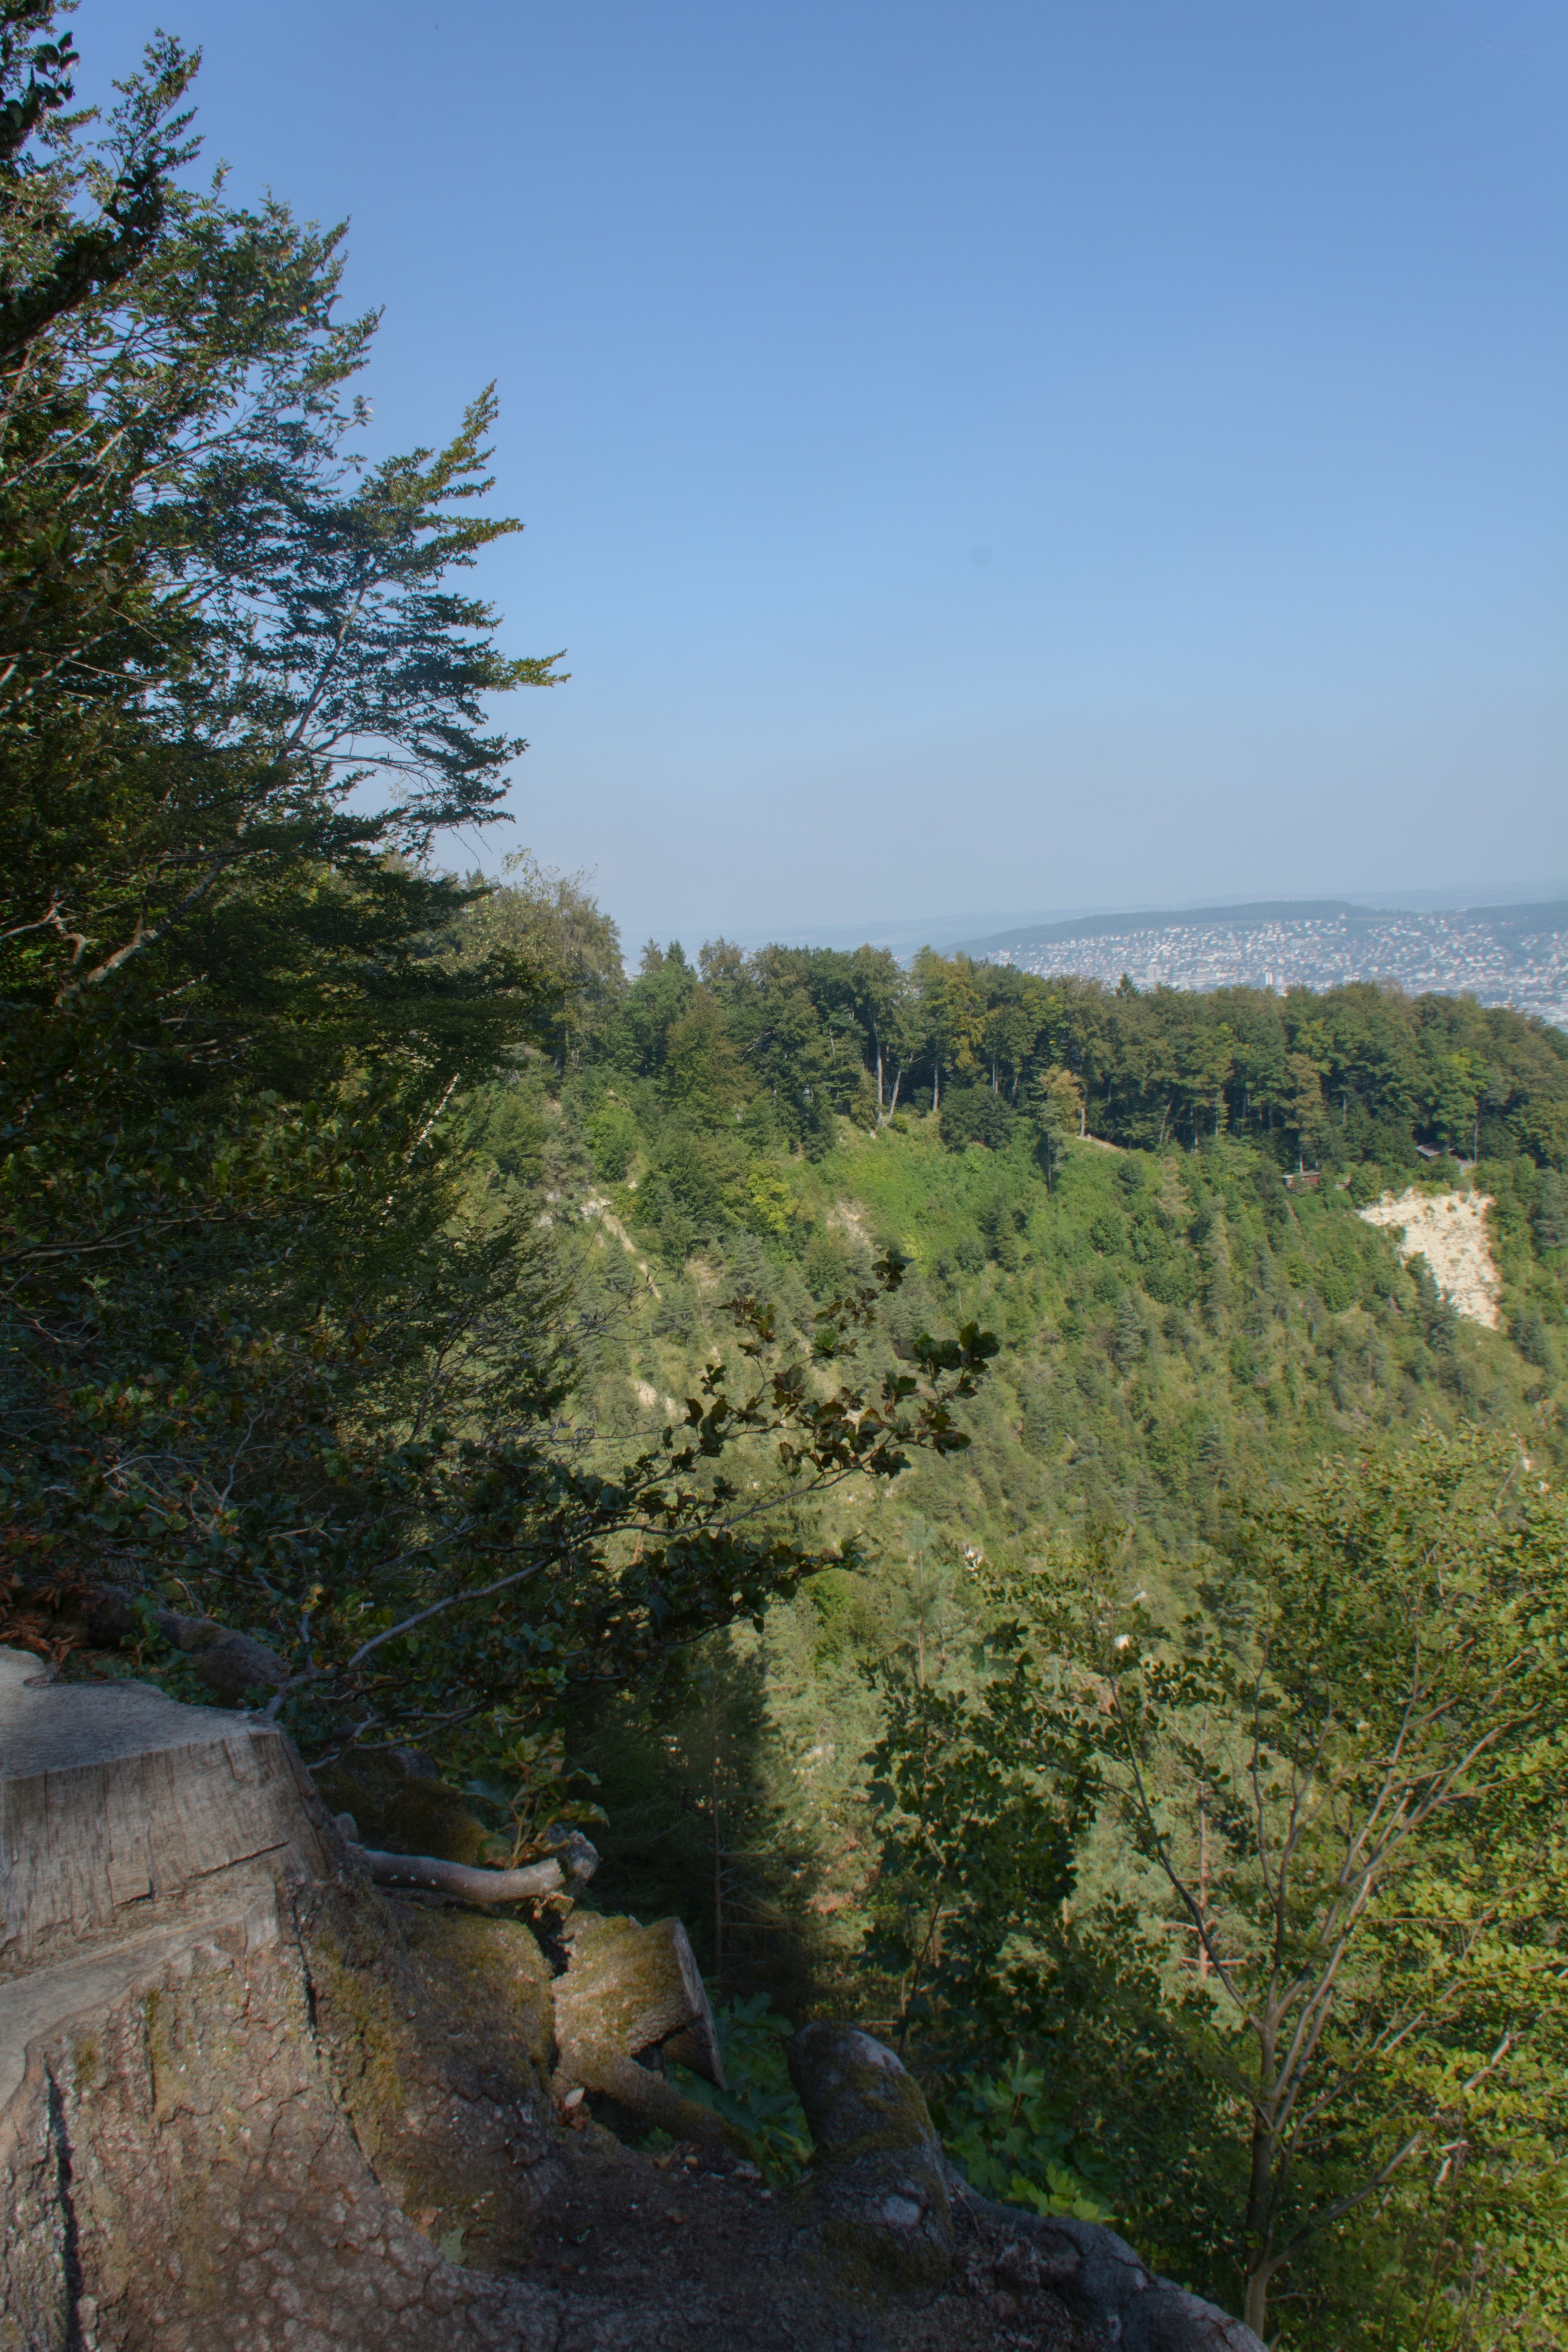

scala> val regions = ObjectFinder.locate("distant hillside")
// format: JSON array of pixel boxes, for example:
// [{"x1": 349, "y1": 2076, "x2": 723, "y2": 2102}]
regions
[
  {"x1": 955, "y1": 900, "x2": 1568, "y2": 1029},
  {"x1": 957, "y1": 900, "x2": 1362, "y2": 954}
]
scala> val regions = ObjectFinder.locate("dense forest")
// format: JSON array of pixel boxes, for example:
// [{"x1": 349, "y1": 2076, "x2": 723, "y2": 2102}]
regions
[{"x1": 3, "y1": 11, "x2": 1567, "y2": 2346}]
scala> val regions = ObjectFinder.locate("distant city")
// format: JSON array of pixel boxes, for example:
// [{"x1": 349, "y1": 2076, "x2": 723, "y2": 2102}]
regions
[{"x1": 956, "y1": 900, "x2": 1568, "y2": 1030}]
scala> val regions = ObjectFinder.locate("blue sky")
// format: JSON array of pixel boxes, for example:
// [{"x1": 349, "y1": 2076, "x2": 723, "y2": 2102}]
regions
[{"x1": 82, "y1": 0, "x2": 1567, "y2": 950}]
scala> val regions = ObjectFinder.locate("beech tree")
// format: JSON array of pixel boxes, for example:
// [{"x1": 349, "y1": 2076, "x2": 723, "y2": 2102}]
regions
[
  {"x1": 0, "y1": 5, "x2": 1001, "y2": 1778},
  {"x1": 1096, "y1": 1428, "x2": 1568, "y2": 2337},
  {"x1": 0, "y1": 8, "x2": 561, "y2": 1014},
  {"x1": 870, "y1": 1428, "x2": 1568, "y2": 2345}
]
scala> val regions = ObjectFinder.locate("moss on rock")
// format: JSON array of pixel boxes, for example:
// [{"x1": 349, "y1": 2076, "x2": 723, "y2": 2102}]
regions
[
  {"x1": 297, "y1": 1878, "x2": 561, "y2": 2271},
  {"x1": 787, "y1": 2025, "x2": 954, "y2": 2298}
]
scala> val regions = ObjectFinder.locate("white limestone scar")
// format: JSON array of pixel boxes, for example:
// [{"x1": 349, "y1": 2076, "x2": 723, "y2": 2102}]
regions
[{"x1": 1358, "y1": 1187, "x2": 1500, "y2": 1328}]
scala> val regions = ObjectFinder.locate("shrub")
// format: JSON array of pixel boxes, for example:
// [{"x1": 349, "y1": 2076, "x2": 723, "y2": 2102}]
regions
[
  {"x1": 940, "y1": 1090, "x2": 1017, "y2": 1152},
  {"x1": 929, "y1": 2053, "x2": 1117, "y2": 2223},
  {"x1": 588, "y1": 1104, "x2": 639, "y2": 1182}
]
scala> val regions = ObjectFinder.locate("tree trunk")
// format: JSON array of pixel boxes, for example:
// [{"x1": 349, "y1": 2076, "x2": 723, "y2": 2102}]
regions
[
  {"x1": 1242, "y1": 2063, "x2": 1280, "y2": 2340},
  {"x1": 1243, "y1": 2263, "x2": 1273, "y2": 2340}
]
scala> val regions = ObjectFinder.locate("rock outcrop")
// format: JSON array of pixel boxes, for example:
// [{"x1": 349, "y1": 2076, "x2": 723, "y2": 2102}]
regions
[
  {"x1": 1358, "y1": 1185, "x2": 1500, "y2": 1327},
  {"x1": 788, "y1": 2022, "x2": 956, "y2": 2290},
  {"x1": 789, "y1": 2023, "x2": 1265, "y2": 2351}
]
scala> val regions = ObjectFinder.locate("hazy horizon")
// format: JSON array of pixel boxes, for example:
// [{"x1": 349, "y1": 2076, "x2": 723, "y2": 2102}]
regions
[
  {"x1": 618, "y1": 877, "x2": 1568, "y2": 963},
  {"x1": 78, "y1": 0, "x2": 1568, "y2": 949}
]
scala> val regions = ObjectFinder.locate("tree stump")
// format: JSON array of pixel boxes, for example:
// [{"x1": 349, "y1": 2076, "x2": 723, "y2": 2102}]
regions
[{"x1": 0, "y1": 1649, "x2": 562, "y2": 2348}]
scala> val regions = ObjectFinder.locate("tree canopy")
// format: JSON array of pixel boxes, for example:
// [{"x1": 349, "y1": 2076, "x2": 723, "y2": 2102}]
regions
[{"x1": 0, "y1": 6, "x2": 993, "y2": 1772}]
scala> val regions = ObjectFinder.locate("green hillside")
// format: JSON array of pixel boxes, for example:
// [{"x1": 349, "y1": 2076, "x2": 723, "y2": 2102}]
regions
[
  {"x1": 433, "y1": 900, "x2": 1568, "y2": 2344},
  {"x1": 473, "y1": 914, "x2": 1567, "y2": 1576},
  {"x1": 449, "y1": 892, "x2": 1567, "y2": 1912},
  {"x1": 4, "y1": 27, "x2": 1566, "y2": 2335}
]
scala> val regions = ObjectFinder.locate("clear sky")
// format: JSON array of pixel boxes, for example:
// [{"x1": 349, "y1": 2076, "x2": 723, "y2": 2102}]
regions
[{"x1": 81, "y1": 0, "x2": 1567, "y2": 951}]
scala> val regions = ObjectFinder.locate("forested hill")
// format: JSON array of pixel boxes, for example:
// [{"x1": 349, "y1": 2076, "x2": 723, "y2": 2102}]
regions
[
  {"x1": 5, "y1": 15, "x2": 1566, "y2": 2333},
  {"x1": 464, "y1": 887, "x2": 1568, "y2": 1568},
  {"x1": 443, "y1": 899, "x2": 1568, "y2": 2343},
  {"x1": 550, "y1": 926, "x2": 1568, "y2": 1170}
]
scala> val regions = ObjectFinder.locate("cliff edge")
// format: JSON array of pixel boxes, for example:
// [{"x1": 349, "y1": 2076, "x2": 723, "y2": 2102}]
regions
[{"x1": 0, "y1": 1651, "x2": 1261, "y2": 2351}]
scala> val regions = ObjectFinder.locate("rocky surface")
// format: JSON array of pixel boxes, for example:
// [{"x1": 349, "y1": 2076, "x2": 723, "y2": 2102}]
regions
[
  {"x1": 788, "y1": 2021, "x2": 957, "y2": 2292},
  {"x1": 0, "y1": 1649, "x2": 1265, "y2": 2350},
  {"x1": 788, "y1": 2024, "x2": 1263, "y2": 2352},
  {"x1": 1358, "y1": 1185, "x2": 1500, "y2": 1326}
]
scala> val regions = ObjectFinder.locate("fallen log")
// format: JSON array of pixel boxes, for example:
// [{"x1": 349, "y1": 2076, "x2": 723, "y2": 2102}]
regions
[
  {"x1": 349, "y1": 1823, "x2": 600, "y2": 1906},
  {"x1": 553, "y1": 1912, "x2": 724, "y2": 2088},
  {"x1": 551, "y1": 1910, "x2": 740, "y2": 2154},
  {"x1": 573, "y1": 2047, "x2": 743, "y2": 2154},
  {"x1": 71, "y1": 1583, "x2": 290, "y2": 1703},
  {"x1": 355, "y1": 1847, "x2": 569, "y2": 1903}
]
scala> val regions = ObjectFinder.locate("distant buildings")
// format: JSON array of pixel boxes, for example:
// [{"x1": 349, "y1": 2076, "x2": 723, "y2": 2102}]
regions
[{"x1": 974, "y1": 905, "x2": 1568, "y2": 1028}]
